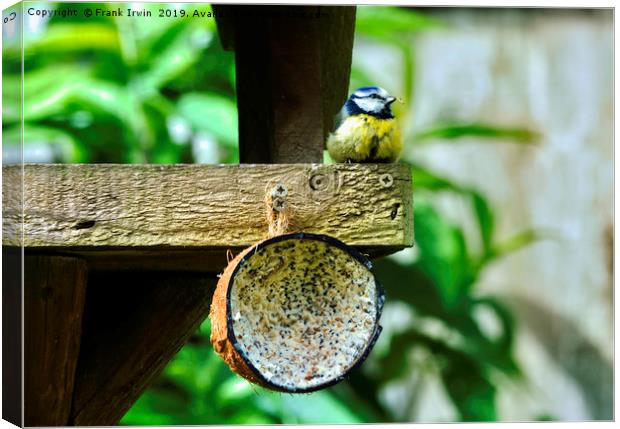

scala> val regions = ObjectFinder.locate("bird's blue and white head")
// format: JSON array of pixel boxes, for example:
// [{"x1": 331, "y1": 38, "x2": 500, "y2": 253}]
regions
[{"x1": 344, "y1": 86, "x2": 397, "y2": 119}]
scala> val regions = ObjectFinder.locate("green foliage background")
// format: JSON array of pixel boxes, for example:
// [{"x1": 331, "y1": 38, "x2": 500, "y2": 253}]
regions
[{"x1": 3, "y1": 3, "x2": 545, "y2": 423}]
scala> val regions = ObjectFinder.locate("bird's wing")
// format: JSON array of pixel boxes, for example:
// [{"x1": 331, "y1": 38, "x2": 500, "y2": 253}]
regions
[
  {"x1": 333, "y1": 105, "x2": 349, "y2": 130},
  {"x1": 324, "y1": 106, "x2": 349, "y2": 150}
]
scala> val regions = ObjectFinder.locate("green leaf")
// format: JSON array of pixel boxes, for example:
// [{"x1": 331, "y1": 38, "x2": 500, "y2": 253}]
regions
[
  {"x1": 442, "y1": 354, "x2": 497, "y2": 421},
  {"x1": 330, "y1": 383, "x2": 385, "y2": 423},
  {"x1": 131, "y1": 4, "x2": 183, "y2": 46},
  {"x1": 415, "y1": 124, "x2": 539, "y2": 144},
  {"x1": 197, "y1": 318, "x2": 211, "y2": 337},
  {"x1": 472, "y1": 193, "x2": 495, "y2": 258},
  {"x1": 375, "y1": 328, "x2": 501, "y2": 421},
  {"x1": 401, "y1": 40, "x2": 415, "y2": 110},
  {"x1": 258, "y1": 391, "x2": 363, "y2": 424},
  {"x1": 472, "y1": 297, "x2": 517, "y2": 356},
  {"x1": 226, "y1": 409, "x2": 276, "y2": 425},
  {"x1": 26, "y1": 65, "x2": 93, "y2": 95},
  {"x1": 24, "y1": 77, "x2": 131, "y2": 121},
  {"x1": 2, "y1": 84, "x2": 21, "y2": 123},
  {"x1": 23, "y1": 24, "x2": 120, "y2": 54},
  {"x1": 150, "y1": 144, "x2": 185, "y2": 164},
  {"x1": 120, "y1": 389, "x2": 189, "y2": 425},
  {"x1": 411, "y1": 164, "x2": 519, "y2": 264},
  {"x1": 4, "y1": 124, "x2": 89, "y2": 163},
  {"x1": 349, "y1": 66, "x2": 377, "y2": 93},
  {"x1": 373, "y1": 261, "x2": 445, "y2": 319},
  {"x1": 412, "y1": 163, "x2": 469, "y2": 194},
  {"x1": 374, "y1": 329, "x2": 424, "y2": 383},
  {"x1": 177, "y1": 93, "x2": 238, "y2": 146},
  {"x1": 17, "y1": 124, "x2": 90, "y2": 162},
  {"x1": 413, "y1": 200, "x2": 476, "y2": 307},
  {"x1": 215, "y1": 377, "x2": 256, "y2": 406},
  {"x1": 139, "y1": 21, "x2": 212, "y2": 91},
  {"x1": 22, "y1": 75, "x2": 149, "y2": 147},
  {"x1": 487, "y1": 228, "x2": 555, "y2": 262},
  {"x1": 356, "y1": 6, "x2": 443, "y2": 42}
]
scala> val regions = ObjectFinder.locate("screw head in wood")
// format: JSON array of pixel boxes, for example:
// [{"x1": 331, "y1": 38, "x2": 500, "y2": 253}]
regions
[
  {"x1": 272, "y1": 197, "x2": 287, "y2": 212},
  {"x1": 379, "y1": 174, "x2": 394, "y2": 188},
  {"x1": 272, "y1": 183, "x2": 288, "y2": 199}
]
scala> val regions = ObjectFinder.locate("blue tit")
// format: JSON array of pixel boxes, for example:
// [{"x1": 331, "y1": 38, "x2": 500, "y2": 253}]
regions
[{"x1": 327, "y1": 86, "x2": 402, "y2": 163}]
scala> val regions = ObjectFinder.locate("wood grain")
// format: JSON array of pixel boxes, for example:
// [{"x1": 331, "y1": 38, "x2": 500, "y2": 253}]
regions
[
  {"x1": 24, "y1": 255, "x2": 87, "y2": 426},
  {"x1": 69, "y1": 272, "x2": 216, "y2": 426},
  {"x1": 3, "y1": 164, "x2": 413, "y2": 256},
  {"x1": 214, "y1": 5, "x2": 355, "y2": 162}
]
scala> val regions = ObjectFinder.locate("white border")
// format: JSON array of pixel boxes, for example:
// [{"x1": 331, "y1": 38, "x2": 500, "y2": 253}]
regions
[{"x1": 0, "y1": 1, "x2": 616, "y2": 429}]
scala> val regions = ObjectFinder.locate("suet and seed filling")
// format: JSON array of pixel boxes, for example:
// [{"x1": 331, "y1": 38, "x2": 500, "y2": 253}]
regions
[{"x1": 229, "y1": 239, "x2": 378, "y2": 391}]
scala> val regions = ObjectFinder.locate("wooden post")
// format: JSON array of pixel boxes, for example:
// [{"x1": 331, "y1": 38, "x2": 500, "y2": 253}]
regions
[
  {"x1": 3, "y1": 248, "x2": 22, "y2": 427},
  {"x1": 215, "y1": 5, "x2": 356, "y2": 163},
  {"x1": 24, "y1": 256, "x2": 87, "y2": 426}
]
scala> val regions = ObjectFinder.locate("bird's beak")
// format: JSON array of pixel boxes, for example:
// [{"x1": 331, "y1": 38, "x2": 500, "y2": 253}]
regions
[{"x1": 386, "y1": 96, "x2": 397, "y2": 105}]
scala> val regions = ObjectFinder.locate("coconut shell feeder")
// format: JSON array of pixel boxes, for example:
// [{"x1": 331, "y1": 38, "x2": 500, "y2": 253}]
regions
[{"x1": 210, "y1": 232, "x2": 385, "y2": 393}]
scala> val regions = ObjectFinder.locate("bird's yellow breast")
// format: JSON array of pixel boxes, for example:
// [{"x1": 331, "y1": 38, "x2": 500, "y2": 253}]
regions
[{"x1": 327, "y1": 114, "x2": 402, "y2": 163}]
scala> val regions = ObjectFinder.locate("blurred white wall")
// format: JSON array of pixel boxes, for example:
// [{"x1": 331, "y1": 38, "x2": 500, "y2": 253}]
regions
[{"x1": 357, "y1": 8, "x2": 613, "y2": 421}]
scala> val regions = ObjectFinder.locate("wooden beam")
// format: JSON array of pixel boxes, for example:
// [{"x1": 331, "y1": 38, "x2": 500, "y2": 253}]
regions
[
  {"x1": 214, "y1": 5, "x2": 356, "y2": 163},
  {"x1": 69, "y1": 272, "x2": 216, "y2": 426},
  {"x1": 3, "y1": 164, "x2": 413, "y2": 271},
  {"x1": 24, "y1": 255, "x2": 88, "y2": 426}
]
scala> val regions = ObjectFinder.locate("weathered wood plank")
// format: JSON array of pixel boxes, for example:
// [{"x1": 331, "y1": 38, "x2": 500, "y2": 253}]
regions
[
  {"x1": 69, "y1": 272, "x2": 216, "y2": 426},
  {"x1": 3, "y1": 164, "x2": 413, "y2": 256},
  {"x1": 24, "y1": 255, "x2": 88, "y2": 426}
]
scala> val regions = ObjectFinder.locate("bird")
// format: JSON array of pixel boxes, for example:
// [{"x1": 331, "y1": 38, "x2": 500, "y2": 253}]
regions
[{"x1": 326, "y1": 86, "x2": 402, "y2": 163}]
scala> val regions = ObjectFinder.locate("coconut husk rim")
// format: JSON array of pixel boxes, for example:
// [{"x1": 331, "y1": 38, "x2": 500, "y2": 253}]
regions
[{"x1": 210, "y1": 232, "x2": 385, "y2": 393}]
